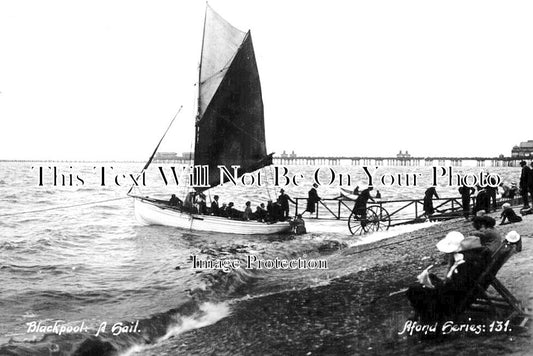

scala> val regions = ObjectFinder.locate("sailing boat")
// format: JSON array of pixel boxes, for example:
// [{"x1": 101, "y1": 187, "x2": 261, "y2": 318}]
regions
[{"x1": 132, "y1": 5, "x2": 291, "y2": 235}]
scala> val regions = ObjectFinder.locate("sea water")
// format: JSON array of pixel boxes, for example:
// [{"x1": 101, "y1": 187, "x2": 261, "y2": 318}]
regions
[{"x1": 0, "y1": 162, "x2": 520, "y2": 354}]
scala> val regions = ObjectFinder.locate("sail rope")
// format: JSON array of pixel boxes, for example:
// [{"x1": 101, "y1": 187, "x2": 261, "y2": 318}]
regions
[
  {"x1": 0, "y1": 197, "x2": 130, "y2": 217},
  {"x1": 199, "y1": 67, "x2": 228, "y2": 87},
  {"x1": 198, "y1": 43, "x2": 240, "y2": 87},
  {"x1": 266, "y1": 165, "x2": 275, "y2": 201}
]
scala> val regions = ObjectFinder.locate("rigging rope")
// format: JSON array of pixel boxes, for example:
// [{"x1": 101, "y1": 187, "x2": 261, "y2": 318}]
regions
[
  {"x1": 0, "y1": 197, "x2": 130, "y2": 217},
  {"x1": 198, "y1": 44, "x2": 240, "y2": 88},
  {"x1": 127, "y1": 106, "x2": 183, "y2": 196},
  {"x1": 266, "y1": 165, "x2": 275, "y2": 201}
]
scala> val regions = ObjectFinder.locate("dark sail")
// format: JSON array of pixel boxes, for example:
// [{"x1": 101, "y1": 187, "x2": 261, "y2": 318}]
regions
[{"x1": 194, "y1": 7, "x2": 271, "y2": 191}]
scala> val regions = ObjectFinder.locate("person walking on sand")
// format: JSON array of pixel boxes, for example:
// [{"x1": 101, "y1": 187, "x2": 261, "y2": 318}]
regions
[
  {"x1": 519, "y1": 161, "x2": 530, "y2": 209},
  {"x1": 304, "y1": 183, "x2": 321, "y2": 216},
  {"x1": 423, "y1": 187, "x2": 439, "y2": 218}
]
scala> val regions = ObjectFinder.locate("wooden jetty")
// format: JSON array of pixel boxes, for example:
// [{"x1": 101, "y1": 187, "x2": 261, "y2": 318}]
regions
[{"x1": 294, "y1": 195, "x2": 523, "y2": 228}]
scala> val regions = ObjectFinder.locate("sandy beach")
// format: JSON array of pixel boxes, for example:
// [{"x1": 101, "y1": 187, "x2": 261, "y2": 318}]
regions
[{"x1": 141, "y1": 210, "x2": 533, "y2": 356}]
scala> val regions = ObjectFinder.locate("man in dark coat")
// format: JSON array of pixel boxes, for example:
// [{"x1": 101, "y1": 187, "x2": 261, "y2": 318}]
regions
[
  {"x1": 423, "y1": 187, "x2": 439, "y2": 217},
  {"x1": 529, "y1": 162, "x2": 533, "y2": 208},
  {"x1": 278, "y1": 189, "x2": 296, "y2": 219},
  {"x1": 473, "y1": 186, "x2": 490, "y2": 215},
  {"x1": 352, "y1": 187, "x2": 374, "y2": 226},
  {"x1": 458, "y1": 184, "x2": 475, "y2": 220},
  {"x1": 210, "y1": 195, "x2": 220, "y2": 216},
  {"x1": 305, "y1": 183, "x2": 321, "y2": 215},
  {"x1": 486, "y1": 174, "x2": 498, "y2": 212},
  {"x1": 519, "y1": 161, "x2": 530, "y2": 208}
]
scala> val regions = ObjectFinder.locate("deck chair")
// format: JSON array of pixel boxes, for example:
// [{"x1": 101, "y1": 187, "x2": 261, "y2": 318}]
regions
[{"x1": 456, "y1": 235, "x2": 530, "y2": 326}]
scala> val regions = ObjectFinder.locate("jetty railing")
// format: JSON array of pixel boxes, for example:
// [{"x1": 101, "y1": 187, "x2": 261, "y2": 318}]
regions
[{"x1": 294, "y1": 196, "x2": 522, "y2": 226}]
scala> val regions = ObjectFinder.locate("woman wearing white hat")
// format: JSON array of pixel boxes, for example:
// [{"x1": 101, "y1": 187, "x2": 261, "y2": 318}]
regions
[{"x1": 406, "y1": 231, "x2": 492, "y2": 322}]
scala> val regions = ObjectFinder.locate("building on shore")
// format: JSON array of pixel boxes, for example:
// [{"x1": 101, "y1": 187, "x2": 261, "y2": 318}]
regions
[{"x1": 512, "y1": 140, "x2": 533, "y2": 157}]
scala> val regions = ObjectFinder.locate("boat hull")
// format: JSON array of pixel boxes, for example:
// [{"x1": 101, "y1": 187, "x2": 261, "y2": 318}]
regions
[{"x1": 134, "y1": 198, "x2": 291, "y2": 235}]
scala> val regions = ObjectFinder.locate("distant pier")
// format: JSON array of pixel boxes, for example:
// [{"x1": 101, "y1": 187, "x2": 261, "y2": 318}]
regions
[
  {"x1": 273, "y1": 156, "x2": 530, "y2": 167},
  {"x1": 1, "y1": 156, "x2": 530, "y2": 167}
]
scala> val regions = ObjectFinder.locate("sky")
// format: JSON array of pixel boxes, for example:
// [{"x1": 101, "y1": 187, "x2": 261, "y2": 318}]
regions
[{"x1": 0, "y1": 0, "x2": 532, "y2": 161}]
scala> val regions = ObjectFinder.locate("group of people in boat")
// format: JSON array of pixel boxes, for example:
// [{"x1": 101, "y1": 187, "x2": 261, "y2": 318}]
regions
[
  {"x1": 167, "y1": 189, "x2": 301, "y2": 224},
  {"x1": 406, "y1": 214, "x2": 520, "y2": 322}
]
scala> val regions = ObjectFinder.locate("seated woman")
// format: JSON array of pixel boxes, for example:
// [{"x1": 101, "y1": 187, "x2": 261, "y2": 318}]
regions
[
  {"x1": 168, "y1": 194, "x2": 182, "y2": 208},
  {"x1": 183, "y1": 192, "x2": 197, "y2": 213},
  {"x1": 225, "y1": 202, "x2": 242, "y2": 219},
  {"x1": 471, "y1": 216, "x2": 502, "y2": 253},
  {"x1": 406, "y1": 231, "x2": 492, "y2": 322},
  {"x1": 500, "y1": 203, "x2": 522, "y2": 225},
  {"x1": 255, "y1": 203, "x2": 267, "y2": 222}
]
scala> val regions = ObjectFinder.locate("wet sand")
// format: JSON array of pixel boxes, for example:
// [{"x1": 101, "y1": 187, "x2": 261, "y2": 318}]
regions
[{"x1": 144, "y1": 212, "x2": 533, "y2": 356}]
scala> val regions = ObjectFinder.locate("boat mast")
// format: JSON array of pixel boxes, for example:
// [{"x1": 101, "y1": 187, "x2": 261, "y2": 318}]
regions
[
  {"x1": 186, "y1": 5, "x2": 208, "y2": 195},
  {"x1": 195, "y1": 5, "x2": 208, "y2": 147}
]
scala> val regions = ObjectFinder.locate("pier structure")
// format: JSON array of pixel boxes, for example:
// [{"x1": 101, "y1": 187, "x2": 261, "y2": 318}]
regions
[
  {"x1": 151, "y1": 158, "x2": 192, "y2": 164},
  {"x1": 273, "y1": 156, "x2": 530, "y2": 167}
]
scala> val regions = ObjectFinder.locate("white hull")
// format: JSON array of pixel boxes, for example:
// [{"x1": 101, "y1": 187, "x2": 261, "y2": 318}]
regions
[{"x1": 134, "y1": 198, "x2": 291, "y2": 235}]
